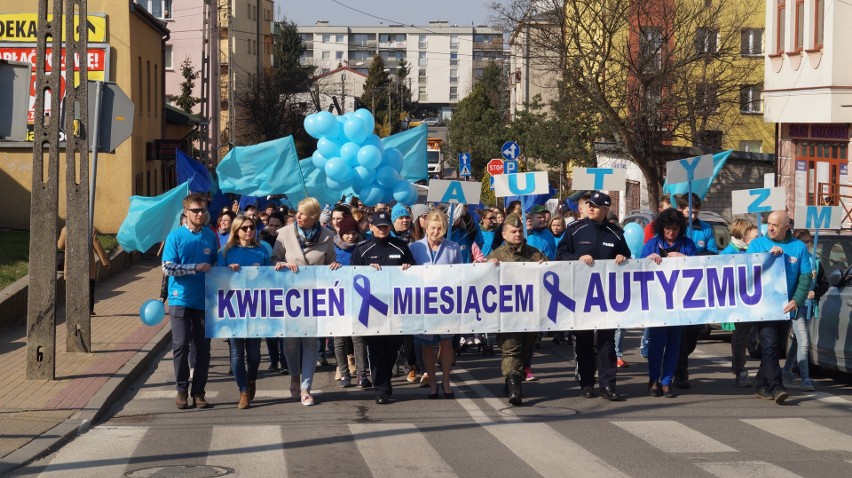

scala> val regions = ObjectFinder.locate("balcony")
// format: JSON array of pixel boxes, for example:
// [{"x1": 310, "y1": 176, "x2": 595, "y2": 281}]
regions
[
  {"x1": 349, "y1": 40, "x2": 377, "y2": 50},
  {"x1": 473, "y1": 40, "x2": 504, "y2": 51},
  {"x1": 378, "y1": 41, "x2": 407, "y2": 50}
]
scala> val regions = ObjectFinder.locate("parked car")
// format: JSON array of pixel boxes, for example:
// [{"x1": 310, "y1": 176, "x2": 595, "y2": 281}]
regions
[{"x1": 421, "y1": 117, "x2": 442, "y2": 126}]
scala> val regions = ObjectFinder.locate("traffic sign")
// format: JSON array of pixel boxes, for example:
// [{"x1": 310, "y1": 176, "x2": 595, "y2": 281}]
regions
[
  {"x1": 501, "y1": 141, "x2": 520, "y2": 161},
  {"x1": 61, "y1": 81, "x2": 135, "y2": 152},
  {"x1": 459, "y1": 152, "x2": 471, "y2": 177},
  {"x1": 504, "y1": 159, "x2": 518, "y2": 174},
  {"x1": 487, "y1": 158, "x2": 504, "y2": 176}
]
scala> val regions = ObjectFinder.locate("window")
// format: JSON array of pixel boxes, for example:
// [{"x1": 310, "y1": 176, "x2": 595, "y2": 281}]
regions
[
  {"x1": 815, "y1": 0, "x2": 824, "y2": 48},
  {"x1": 776, "y1": 0, "x2": 786, "y2": 53},
  {"x1": 450, "y1": 69, "x2": 458, "y2": 84},
  {"x1": 418, "y1": 85, "x2": 427, "y2": 100},
  {"x1": 696, "y1": 28, "x2": 718, "y2": 55},
  {"x1": 740, "y1": 29, "x2": 763, "y2": 56},
  {"x1": 418, "y1": 68, "x2": 427, "y2": 81},
  {"x1": 450, "y1": 52, "x2": 458, "y2": 66},
  {"x1": 739, "y1": 140, "x2": 763, "y2": 152},
  {"x1": 336, "y1": 51, "x2": 344, "y2": 60},
  {"x1": 352, "y1": 34, "x2": 371, "y2": 46},
  {"x1": 146, "y1": 60, "x2": 151, "y2": 113},
  {"x1": 450, "y1": 34, "x2": 459, "y2": 49},
  {"x1": 350, "y1": 51, "x2": 370, "y2": 62},
  {"x1": 419, "y1": 51, "x2": 427, "y2": 66},
  {"x1": 740, "y1": 85, "x2": 763, "y2": 113},
  {"x1": 142, "y1": 0, "x2": 172, "y2": 19},
  {"x1": 335, "y1": 34, "x2": 344, "y2": 43},
  {"x1": 164, "y1": 45, "x2": 173, "y2": 69},
  {"x1": 639, "y1": 27, "x2": 663, "y2": 71},
  {"x1": 322, "y1": 34, "x2": 330, "y2": 43},
  {"x1": 695, "y1": 82, "x2": 719, "y2": 115},
  {"x1": 474, "y1": 68, "x2": 484, "y2": 79},
  {"x1": 450, "y1": 86, "x2": 458, "y2": 101},
  {"x1": 797, "y1": 141, "x2": 849, "y2": 205},
  {"x1": 419, "y1": 34, "x2": 428, "y2": 49},
  {"x1": 795, "y1": 0, "x2": 804, "y2": 51},
  {"x1": 322, "y1": 51, "x2": 330, "y2": 60}
]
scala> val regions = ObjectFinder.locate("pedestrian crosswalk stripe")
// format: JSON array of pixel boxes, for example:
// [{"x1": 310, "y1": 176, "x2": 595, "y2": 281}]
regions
[
  {"x1": 811, "y1": 391, "x2": 852, "y2": 410},
  {"x1": 206, "y1": 425, "x2": 285, "y2": 475},
  {"x1": 136, "y1": 390, "x2": 220, "y2": 400},
  {"x1": 35, "y1": 426, "x2": 146, "y2": 477},
  {"x1": 740, "y1": 418, "x2": 852, "y2": 452},
  {"x1": 349, "y1": 423, "x2": 457, "y2": 476},
  {"x1": 696, "y1": 461, "x2": 802, "y2": 478},
  {"x1": 613, "y1": 421, "x2": 737, "y2": 453}
]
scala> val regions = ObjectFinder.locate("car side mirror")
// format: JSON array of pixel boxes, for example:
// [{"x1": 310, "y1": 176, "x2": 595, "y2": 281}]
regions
[{"x1": 829, "y1": 269, "x2": 845, "y2": 287}]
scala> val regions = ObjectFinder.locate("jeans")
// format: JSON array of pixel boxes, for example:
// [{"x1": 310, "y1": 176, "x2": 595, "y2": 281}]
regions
[
  {"x1": 783, "y1": 308, "x2": 811, "y2": 382},
  {"x1": 229, "y1": 338, "x2": 261, "y2": 392},
  {"x1": 170, "y1": 306, "x2": 210, "y2": 396},
  {"x1": 754, "y1": 320, "x2": 786, "y2": 393},
  {"x1": 265, "y1": 338, "x2": 285, "y2": 368},
  {"x1": 640, "y1": 328, "x2": 650, "y2": 358},
  {"x1": 334, "y1": 336, "x2": 368, "y2": 380},
  {"x1": 730, "y1": 323, "x2": 750, "y2": 375},
  {"x1": 615, "y1": 328, "x2": 625, "y2": 358},
  {"x1": 647, "y1": 326, "x2": 683, "y2": 386},
  {"x1": 283, "y1": 337, "x2": 318, "y2": 391}
]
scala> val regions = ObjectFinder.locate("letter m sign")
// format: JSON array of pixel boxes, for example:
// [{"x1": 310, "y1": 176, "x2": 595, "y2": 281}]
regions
[{"x1": 794, "y1": 206, "x2": 843, "y2": 230}]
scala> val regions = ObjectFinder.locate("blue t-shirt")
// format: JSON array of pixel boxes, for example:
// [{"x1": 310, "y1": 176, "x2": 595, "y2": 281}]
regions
[
  {"x1": 747, "y1": 233, "x2": 812, "y2": 300},
  {"x1": 163, "y1": 226, "x2": 219, "y2": 309},
  {"x1": 479, "y1": 229, "x2": 497, "y2": 257},
  {"x1": 217, "y1": 245, "x2": 270, "y2": 267},
  {"x1": 686, "y1": 219, "x2": 718, "y2": 254},
  {"x1": 526, "y1": 231, "x2": 555, "y2": 260}
]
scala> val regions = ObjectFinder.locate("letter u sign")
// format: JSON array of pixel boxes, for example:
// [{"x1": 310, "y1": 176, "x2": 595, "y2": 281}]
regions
[{"x1": 493, "y1": 171, "x2": 550, "y2": 198}]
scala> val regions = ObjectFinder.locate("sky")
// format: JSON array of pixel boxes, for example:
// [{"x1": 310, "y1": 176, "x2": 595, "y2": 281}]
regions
[{"x1": 279, "y1": 0, "x2": 494, "y2": 27}]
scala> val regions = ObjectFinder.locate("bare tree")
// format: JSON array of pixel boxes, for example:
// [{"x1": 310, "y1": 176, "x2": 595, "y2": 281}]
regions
[{"x1": 491, "y1": 0, "x2": 760, "y2": 210}]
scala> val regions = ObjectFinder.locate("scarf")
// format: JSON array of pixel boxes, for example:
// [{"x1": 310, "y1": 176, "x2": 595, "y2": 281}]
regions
[
  {"x1": 334, "y1": 235, "x2": 358, "y2": 251},
  {"x1": 295, "y1": 222, "x2": 321, "y2": 248},
  {"x1": 730, "y1": 236, "x2": 748, "y2": 251}
]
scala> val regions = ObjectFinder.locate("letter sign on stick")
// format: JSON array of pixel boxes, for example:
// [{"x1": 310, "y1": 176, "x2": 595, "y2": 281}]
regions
[
  {"x1": 731, "y1": 187, "x2": 785, "y2": 215},
  {"x1": 427, "y1": 179, "x2": 482, "y2": 204},
  {"x1": 795, "y1": 206, "x2": 843, "y2": 230},
  {"x1": 571, "y1": 167, "x2": 627, "y2": 191},
  {"x1": 493, "y1": 171, "x2": 549, "y2": 198},
  {"x1": 666, "y1": 154, "x2": 714, "y2": 184}
]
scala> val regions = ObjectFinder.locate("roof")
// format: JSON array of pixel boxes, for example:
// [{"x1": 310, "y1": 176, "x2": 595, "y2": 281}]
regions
[
  {"x1": 165, "y1": 104, "x2": 201, "y2": 126},
  {"x1": 130, "y1": 2, "x2": 170, "y2": 37},
  {"x1": 314, "y1": 65, "x2": 368, "y2": 80}
]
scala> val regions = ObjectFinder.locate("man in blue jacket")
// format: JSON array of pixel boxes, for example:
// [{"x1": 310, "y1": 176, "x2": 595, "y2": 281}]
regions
[
  {"x1": 746, "y1": 210, "x2": 811, "y2": 405},
  {"x1": 675, "y1": 193, "x2": 718, "y2": 254}
]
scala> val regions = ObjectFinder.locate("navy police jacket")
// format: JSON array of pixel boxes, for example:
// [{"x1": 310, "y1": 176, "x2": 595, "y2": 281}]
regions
[
  {"x1": 556, "y1": 218, "x2": 631, "y2": 261},
  {"x1": 350, "y1": 236, "x2": 415, "y2": 266}
]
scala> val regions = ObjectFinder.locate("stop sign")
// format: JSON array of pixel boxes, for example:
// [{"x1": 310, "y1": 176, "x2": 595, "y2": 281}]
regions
[{"x1": 487, "y1": 158, "x2": 504, "y2": 176}]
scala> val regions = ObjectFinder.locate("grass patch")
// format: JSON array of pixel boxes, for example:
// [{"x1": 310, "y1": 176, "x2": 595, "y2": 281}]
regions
[
  {"x1": 0, "y1": 231, "x2": 29, "y2": 290},
  {"x1": 97, "y1": 234, "x2": 118, "y2": 253}
]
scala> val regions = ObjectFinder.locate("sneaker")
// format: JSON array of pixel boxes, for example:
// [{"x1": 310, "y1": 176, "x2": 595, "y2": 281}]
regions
[
  {"x1": 280, "y1": 368, "x2": 289, "y2": 376},
  {"x1": 340, "y1": 377, "x2": 353, "y2": 388},
  {"x1": 616, "y1": 358, "x2": 629, "y2": 368},
  {"x1": 754, "y1": 387, "x2": 774, "y2": 400},
  {"x1": 782, "y1": 370, "x2": 799, "y2": 383},
  {"x1": 523, "y1": 367, "x2": 537, "y2": 381},
  {"x1": 773, "y1": 388, "x2": 789, "y2": 404},
  {"x1": 419, "y1": 372, "x2": 431, "y2": 388},
  {"x1": 599, "y1": 385, "x2": 624, "y2": 401},
  {"x1": 735, "y1": 371, "x2": 751, "y2": 387},
  {"x1": 301, "y1": 393, "x2": 315, "y2": 406},
  {"x1": 406, "y1": 369, "x2": 417, "y2": 382},
  {"x1": 193, "y1": 393, "x2": 211, "y2": 409},
  {"x1": 799, "y1": 380, "x2": 815, "y2": 392},
  {"x1": 267, "y1": 364, "x2": 280, "y2": 371},
  {"x1": 317, "y1": 358, "x2": 329, "y2": 367},
  {"x1": 359, "y1": 377, "x2": 373, "y2": 389},
  {"x1": 176, "y1": 391, "x2": 189, "y2": 409},
  {"x1": 580, "y1": 386, "x2": 596, "y2": 398}
]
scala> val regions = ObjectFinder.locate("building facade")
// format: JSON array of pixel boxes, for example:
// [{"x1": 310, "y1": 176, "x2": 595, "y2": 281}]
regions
[
  {"x1": 763, "y1": 0, "x2": 850, "y2": 217},
  {"x1": 297, "y1": 21, "x2": 505, "y2": 120}
]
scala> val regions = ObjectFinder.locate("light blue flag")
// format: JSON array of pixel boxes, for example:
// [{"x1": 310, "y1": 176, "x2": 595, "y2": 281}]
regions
[
  {"x1": 217, "y1": 136, "x2": 306, "y2": 197},
  {"x1": 381, "y1": 124, "x2": 428, "y2": 182},
  {"x1": 176, "y1": 149, "x2": 212, "y2": 193},
  {"x1": 663, "y1": 150, "x2": 732, "y2": 201},
  {"x1": 117, "y1": 181, "x2": 190, "y2": 252}
]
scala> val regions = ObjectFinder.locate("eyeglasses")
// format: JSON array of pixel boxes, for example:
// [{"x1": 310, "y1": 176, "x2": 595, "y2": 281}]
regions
[
  {"x1": 188, "y1": 207, "x2": 206, "y2": 214},
  {"x1": 484, "y1": 216, "x2": 495, "y2": 220},
  {"x1": 240, "y1": 225, "x2": 256, "y2": 231}
]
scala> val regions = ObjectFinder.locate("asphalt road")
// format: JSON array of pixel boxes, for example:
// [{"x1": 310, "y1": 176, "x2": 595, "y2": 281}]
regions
[{"x1": 14, "y1": 332, "x2": 852, "y2": 477}]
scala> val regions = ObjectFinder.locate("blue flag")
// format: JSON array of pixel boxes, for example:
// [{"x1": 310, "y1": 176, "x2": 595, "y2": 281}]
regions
[
  {"x1": 505, "y1": 185, "x2": 557, "y2": 212},
  {"x1": 117, "y1": 181, "x2": 190, "y2": 252},
  {"x1": 176, "y1": 149, "x2": 212, "y2": 193},
  {"x1": 663, "y1": 150, "x2": 732, "y2": 201},
  {"x1": 381, "y1": 124, "x2": 428, "y2": 182},
  {"x1": 217, "y1": 136, "x2": 305, "y2": 197}
]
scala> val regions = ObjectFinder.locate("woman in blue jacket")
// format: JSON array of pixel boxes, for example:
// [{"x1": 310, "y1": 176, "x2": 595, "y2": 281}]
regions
[{"x1": 640, "y1": 208, "x2": 697, "y2": 398}]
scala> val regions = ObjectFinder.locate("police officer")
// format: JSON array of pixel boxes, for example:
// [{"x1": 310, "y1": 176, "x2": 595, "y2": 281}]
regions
[
  {"x1": 486, "y1": 213, "x2": 546, "y2": 406},
  {"x1": 350, "y1": 211, "x2": 415, "y2": 405},
  {"x1": 556, "y1": 192, "x2": 630, "y2": 401}
]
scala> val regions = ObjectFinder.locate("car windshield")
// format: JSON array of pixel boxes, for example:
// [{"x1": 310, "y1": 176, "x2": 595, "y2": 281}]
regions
[{"x1": 814, "y1": 235, "x2": 852, "y2": 276}]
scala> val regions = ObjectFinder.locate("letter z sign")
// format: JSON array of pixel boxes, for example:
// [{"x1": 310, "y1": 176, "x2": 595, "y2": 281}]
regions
[{"x1": 731, "y1": 187, "x2": 785, "y2": 215}]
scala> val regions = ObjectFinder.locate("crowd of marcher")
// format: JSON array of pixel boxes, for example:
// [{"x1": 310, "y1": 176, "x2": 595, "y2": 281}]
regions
[{"x1": 160, "y1": 190, "x2": 821, "y2": 409}]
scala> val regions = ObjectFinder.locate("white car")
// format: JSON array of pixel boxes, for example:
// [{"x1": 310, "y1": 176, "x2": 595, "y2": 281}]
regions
[{"x1": 421, "y1": 117, "x2": 441, "y2": 126}]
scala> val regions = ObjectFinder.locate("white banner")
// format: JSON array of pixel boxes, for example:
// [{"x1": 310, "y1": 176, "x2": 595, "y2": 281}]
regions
[{"x1": 571, "y1": 167, "x2": 627, "y2": 191}]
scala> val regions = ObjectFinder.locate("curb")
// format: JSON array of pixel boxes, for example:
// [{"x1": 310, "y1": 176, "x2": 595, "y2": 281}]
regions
[{"x1": 0, "y1": 323, "x2": 172, "y2": 475}]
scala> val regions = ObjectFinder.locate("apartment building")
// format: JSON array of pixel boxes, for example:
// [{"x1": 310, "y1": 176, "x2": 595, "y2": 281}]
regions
[
  {"x1": 297, "y1": 21, "x2": 506, "y2": 120},
  {"x1": 763, "y1": 0, "x2": 851, "y2": 215}
]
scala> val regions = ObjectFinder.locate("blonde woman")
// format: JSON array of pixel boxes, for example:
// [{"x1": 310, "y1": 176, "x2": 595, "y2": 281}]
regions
[
  {"x1": 408, "y1": 210, "x2": 462, "y2": 399},
  {"x1": 273, "y1": 197, "x2": 341, "y2": 406},
  {"x1": 218, "y1": 215, "x2": 269, "y2": 409}
]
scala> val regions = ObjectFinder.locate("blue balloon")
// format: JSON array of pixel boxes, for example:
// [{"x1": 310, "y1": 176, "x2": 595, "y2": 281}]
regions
[
  {"x1": 354, "y1": 108, "x2": 375, "y2": 134},
  {"x1": 327, "y1": 174, "x2": 353, "y2": 190},
  {"x1": 393, "y1": 180, "x2": 418, "y2": 205},
  {"x1": 304, "y1": 114, "x2": 322, "y2": 139},
  {"x1": 340, "y1": 142, "x2": 361, "y2": 165},
  {"x1": 358, "y1": 184, "x2": 385, "y2": 206},
  {"x1": 382, "y1": 148, "x2": 404, "y2": 172},
  {"x1": 357, "y1": 145, "x2": 383, "y2": 169},
  {"x1": 376, "y1": 166, "x2": 401, "y2": 188},
  {"x1": 312, "y1": 151, "x2": 328, "y2": 169},
  {"x1": 364, "y1": 133, "x2": 383, "y2": 151},
  {"x1": 317, "y1": 137, "x2": 341, "y2": 158},
  {"x1": 352, "y1": 166, "x2": 376, "y2": 187},
  {"x1": 344, "y1": 117, "x2": 369, "y2": 144},
  {"x1": 622, "y1": 222, "x2": 645, "y2": 259},
  {"x1": 324, "y1": 156, "x2": 350, "y2": 182},
  {"x1": 139, "y1": 299, "x2": 165, "y2": 326},
  {"x1": 314, "y1": 111, "x2": 337, "y2": 137}
]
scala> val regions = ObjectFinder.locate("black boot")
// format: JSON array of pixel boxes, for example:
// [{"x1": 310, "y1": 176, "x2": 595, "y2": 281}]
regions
[{"x1": 506, "y1": 374, "x2": 523, "y2": 406}]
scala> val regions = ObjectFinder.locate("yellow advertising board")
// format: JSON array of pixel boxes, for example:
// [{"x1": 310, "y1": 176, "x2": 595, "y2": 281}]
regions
[{"x1": 0, "y1": 13, "x2": 107, "y2": 43}]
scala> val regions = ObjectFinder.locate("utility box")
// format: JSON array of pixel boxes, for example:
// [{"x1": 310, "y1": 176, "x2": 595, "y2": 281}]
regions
[{"x1": 0, "y1": 59, "x2": 31, "y2": 141}]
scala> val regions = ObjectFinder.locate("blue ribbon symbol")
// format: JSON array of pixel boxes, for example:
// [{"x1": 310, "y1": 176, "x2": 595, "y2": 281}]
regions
[
  {"x1": 353, "y1": 274, "x2": 389, "y2": 327},
  {"x1": 543, "y1": 271, "x2": 575, "y2": 323}
]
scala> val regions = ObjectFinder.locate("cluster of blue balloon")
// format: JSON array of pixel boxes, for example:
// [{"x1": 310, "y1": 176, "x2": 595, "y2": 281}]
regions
[
  {"x1": 304, "y1": 109, "x2": 418, "y2": 206},
  {"x1": 139, "y1": 299, "x2": 165, "y2": 326},
  {"x1": 622, "y1": 222, "x2": 645, "y2": 259}
]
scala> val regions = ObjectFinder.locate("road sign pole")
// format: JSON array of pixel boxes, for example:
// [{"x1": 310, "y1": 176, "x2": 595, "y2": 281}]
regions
[{"x1": 88, "y1": 80, "x2": 103, "y2": 237}]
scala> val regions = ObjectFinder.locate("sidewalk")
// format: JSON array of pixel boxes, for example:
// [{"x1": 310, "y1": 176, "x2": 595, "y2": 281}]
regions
[{"x1": 0, "y1": 260, "x2": 170, "y2": 474}]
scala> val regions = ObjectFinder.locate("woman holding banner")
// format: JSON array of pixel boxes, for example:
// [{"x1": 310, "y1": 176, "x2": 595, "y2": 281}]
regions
[
  {"x1": 273, "y1": 197, "x2": 341, "y2": 406},
  {"x1": 641, "y1": 208, "x2": 697, "y2": 398},
  {"x1": 218, "y1": 214, "x2": 270, "y2": 409},
  {"x1": 409, "y1": 209, "x2": 462, "y2": 399}
]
